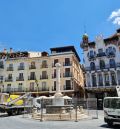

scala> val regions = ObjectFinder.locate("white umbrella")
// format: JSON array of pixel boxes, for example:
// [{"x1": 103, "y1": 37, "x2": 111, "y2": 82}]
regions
[
  {"x1": 37, "y1": 96, "x2": 48, "y2": 99},
  {"x1": 62, "y1": 96, "x2": 72, "y2": 99},
  {"x1": 47, "y1": 96, "x2": 55, "y2": 99}
]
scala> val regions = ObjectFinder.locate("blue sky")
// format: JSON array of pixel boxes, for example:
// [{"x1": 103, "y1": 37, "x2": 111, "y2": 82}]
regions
[{"x1": 0, "y1": 0, "x2": 119, "y2": 62}]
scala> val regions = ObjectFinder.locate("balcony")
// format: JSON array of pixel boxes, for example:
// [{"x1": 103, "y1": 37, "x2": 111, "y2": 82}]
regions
[
  {"x1": 16, "y1": 77, "x2": 24, "y2": 81},
  {"x1": 63, "y1": 72, "x2": 72, "y2": 77},
  {"x1": 97, "y1": 52, "x2": 106, "y2": 57},
  {"x1": 107, "y1": 52, "x2": 115, "y2": 58},
  {"x1": 5, "y1": 78, "x2": 13, "y2": 82},
  {"x1": 64, "y1": 85, "x2": 73, "y2": 90},
  {"x1": 41, "y1": 64, "x2": 48, "y2": 68},
  {"x1": 28, "y1": 76, "x2": 36, "y2": 80},
  {"x1": 41, "y1": 88, "x2": 49, "y2": 91},
  {"x1": 40, "y1": 75, "x2": 48, "y2": 80},
  {"x1": 18, "y1": 66, "x2": 25, "y2": 70},
  {"x1": 63, "y1": 62, "x2": 72, "y2": 66},
  {"x1": 88, "y1": 55, "x2": 96, "y2": 60},
  {"x1": 7, "y1": 67, "x2": 13, "y2": 71},
  {"x1": 105, "y1": 82, "x2": 110, "y2": 86},
  {"x1": 29, "y1": 65, "x2": 36, "y2": 69}
]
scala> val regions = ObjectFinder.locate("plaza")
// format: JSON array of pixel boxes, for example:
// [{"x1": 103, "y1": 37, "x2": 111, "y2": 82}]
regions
[{"x1": 0, "y1": 111, "x2": 120, "y2": 129}]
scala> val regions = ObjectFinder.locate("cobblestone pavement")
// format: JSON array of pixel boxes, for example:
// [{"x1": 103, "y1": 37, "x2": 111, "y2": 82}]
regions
[{"x1": 0, "y1": 111, "x2": 120, "y2": 129}]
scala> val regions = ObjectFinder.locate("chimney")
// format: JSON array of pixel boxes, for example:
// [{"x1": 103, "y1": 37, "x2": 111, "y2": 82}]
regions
[
  {"x1": 3, "y1": 48, "x2": 7, "y2": 53},
  {"x1": 10, "y1": 48, "x2": 13, "y2": 53}
]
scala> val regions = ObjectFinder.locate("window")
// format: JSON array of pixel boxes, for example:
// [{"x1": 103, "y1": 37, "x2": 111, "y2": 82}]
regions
[
  {"x1": 90, "y1": 62, "x2": 95, "y2": 70},
  {"x1": 109, "y1": 59, "x2": 116, "y2": 68},
  {"x1": 92, "y1": 74, "x2": 96, "y2": 87},
  {"x1": 106, "y1": 47, "x2": 116, "y2": 56},
  {"x1": 65, "y1": 58, "x2": 70, "y2": 66},
  {"x1": 42, "y1": 71, "x2": 47, "y2": 79},
  {"x1": 19, "y1": 73, "x2": 23, "y2": 78},
  {"x1": 42, "y1": 60, "x2": 47, "y2": 68},
  {"x1": 54, "y1": 59, "x2": 58, "y2": 66},
  {"x1": 98, "y1": 74, "x2": 103, "y2": 86},
  {"x1": 105, "y1": 74, "x2": 109, "y2": 86},
  {"x1": 65, "y1": 68, "x2": 70, "y2": 77},
  {"x1": 20, "y1": 62, "x2": 24, "y2": 67},
  {"x1": 30, "y1": 82, "x2": 34, "y2": 91},
  {"x1": 100, "y1": 60, "x2": 105, "y2": 69},
  {"x1": 53, "y1": 81, "x2": 56, "y2": 91},
  {"x1": 0, "y1": 61, "x2": 3, "y2": 68},
  {"x1": 65, "y1": 80, "x2": 71, "y2": 90},
  {"x1": 9, "y1": 64, "x2": 13, "y2": 68},
  {"x1": 7, "y1": 84, "x2": 11, "y2": 92},
  {"x1": 42, "y1": 82, "x2": 47, "y2": 90},
  {"x1": 8, "y1": 74, "x2": 12, "y2": 79},
  {"x1": 98, "y1": 49, "x2": 103, "y2": 53},
  {"x1": 30, "y1": 72, "x2": 36, "y2": 79},
  {"x1": 87, "y1": 50, "x2": 96, "y2": 59},
  {"x1": 31, "y1": 61, "x2": 35, "y2": 66},
  {"x1": 18, "y1": 83, "x2": 23, "y2": 91},
  {"x1": 111, "y1": 72, "x2": 116, "y2": 85}
]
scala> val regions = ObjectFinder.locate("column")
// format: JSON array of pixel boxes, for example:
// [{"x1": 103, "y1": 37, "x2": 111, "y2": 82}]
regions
[
  {"x1": 108, "y1": 71, "x2": 112, "y2": 86},
  {"x1": 115, "y1": 71, "x2": 118, "y2": 85},
  {"x1": 85, "y1": 73, "x2": 88, "y2": 87},
  {"x1": 55, "y1": 63, "x2": 61, "y2": 93},
  {"x1": 102, "y1": 72, "x2": 105, "y2": 87},
  {"x1": 96, "y1": 73, "x2": 98, "y2": 87},
  {"x1": 55, "y1": 63, "x2": 63, "y2": 97},
  {"x1": 90, "y1": 73, "x2": 92, "y2": 87}
]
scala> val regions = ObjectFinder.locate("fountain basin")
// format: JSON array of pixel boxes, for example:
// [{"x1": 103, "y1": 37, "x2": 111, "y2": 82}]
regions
[{"x1": 46, "y1": 105, "x2": 73, "y2": 114}]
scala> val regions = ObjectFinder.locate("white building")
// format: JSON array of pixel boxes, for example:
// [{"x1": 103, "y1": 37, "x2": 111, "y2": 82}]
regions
[
  {"x1": 0, "y1": 46, "x2": 84, "y2": 98},
  {"x1": 81, "y1": 28, "x2": 120, "y2": 109}
]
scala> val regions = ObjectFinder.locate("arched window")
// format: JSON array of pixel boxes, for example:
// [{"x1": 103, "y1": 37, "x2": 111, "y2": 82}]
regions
[
  {"x1": 90, "y1": 62, "x2": 95, "y2": 70},
  {"x1": 109, "y1": 59, "x2": 116, "y2": 68},
  {"x1": 100, "y1": 60, "x2": 105, "y2": 69},
  {"x1": 106, "y1": 46, "x2": 116, "y2": 56}
]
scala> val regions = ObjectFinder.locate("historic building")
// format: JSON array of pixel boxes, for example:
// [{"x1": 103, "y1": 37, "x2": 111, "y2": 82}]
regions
[
  {"x1": 0, "y1": 46, "x2": 84, "y2": 98},
  {"x1": 81, "y1": 28, "x2": 120, "y2": 108}
]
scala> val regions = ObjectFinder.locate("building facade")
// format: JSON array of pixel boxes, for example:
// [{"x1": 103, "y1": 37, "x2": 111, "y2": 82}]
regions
[
  {"x1": 0, "y1": 46, "x2": 84, "y2": 98},
  {"x1": 81, "y1": 28, "x2": 120, "y2": 109}
]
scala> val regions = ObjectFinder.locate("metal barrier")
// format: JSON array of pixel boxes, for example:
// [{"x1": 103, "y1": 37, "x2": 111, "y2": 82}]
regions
[{"x1": 31, "y1": 98, "x2": 98, "y2": 121}]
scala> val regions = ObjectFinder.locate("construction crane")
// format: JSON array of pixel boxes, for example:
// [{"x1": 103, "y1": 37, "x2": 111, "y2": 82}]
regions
[{"x1": 0, "y1": 92, "x2": 33, "y2": 116}]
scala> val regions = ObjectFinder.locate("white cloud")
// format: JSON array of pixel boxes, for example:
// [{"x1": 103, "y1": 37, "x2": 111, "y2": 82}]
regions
[
  {"x1": 109, "y1": 9, "x2": 120, "y2": 25},
  {"x1": 113, "y1": 17, "x2": 120, "y2": 25}
]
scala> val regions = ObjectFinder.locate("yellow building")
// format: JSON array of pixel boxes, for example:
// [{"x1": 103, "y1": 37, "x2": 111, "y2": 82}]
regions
[{"x1": 0, "y1": 46, "x2": 84, "y2": 98}]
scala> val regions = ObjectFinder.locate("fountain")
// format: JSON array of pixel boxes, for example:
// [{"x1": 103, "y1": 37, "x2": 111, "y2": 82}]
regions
[
  {"x1": 46, "y1": 63, "x2": 72, "y2": 114},
  {"x1": 32, "y1": 63, "x2": 87, "y2": 121}
]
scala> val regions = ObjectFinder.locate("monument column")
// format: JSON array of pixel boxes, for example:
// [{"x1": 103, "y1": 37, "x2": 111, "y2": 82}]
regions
[{"x1": 55, "y1": 63, "x2": 63, "y2": 97}]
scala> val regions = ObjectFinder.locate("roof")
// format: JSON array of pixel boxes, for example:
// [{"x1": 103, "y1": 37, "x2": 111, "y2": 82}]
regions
[
  {"x1": 50, "y1": 46, "x2": 80, "y2": 62},
  {"x1": 104, "y1": 28, "x2": 120, "y2": 42}
]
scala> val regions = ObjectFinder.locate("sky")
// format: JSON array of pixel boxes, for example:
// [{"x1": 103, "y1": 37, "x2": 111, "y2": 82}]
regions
[{"x1": 0, "y1": 0, "x2": 120, "y2": 63}]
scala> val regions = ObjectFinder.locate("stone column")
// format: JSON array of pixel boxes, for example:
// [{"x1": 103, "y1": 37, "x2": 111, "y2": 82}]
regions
[
  {"x1": 85, "y1": 73, "x2": 88, "y2": 87},
  {"x1": 90, "y1": 73, "x2": 92, "y2": 87},
  {"x1": 55, "y1": 63, "x2": 63, "y2": 97},
  {"x1": 108, "y1": 72, "x2": 112, "y2": 86},
  {"x1": 115, "y1": 71, "x2": 118, "y2": 85},
  {"x1": 96, "y1": 73, "x2": 98, "y2": 87},
  {"x1": 102, "y1": 72, "x2": 105, "y2": 87}
]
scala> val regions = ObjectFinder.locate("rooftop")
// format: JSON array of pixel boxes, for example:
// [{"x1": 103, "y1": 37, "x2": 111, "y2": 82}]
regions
[{"x1": 50, "y1": 46, "x2": 80, "y2": 62}]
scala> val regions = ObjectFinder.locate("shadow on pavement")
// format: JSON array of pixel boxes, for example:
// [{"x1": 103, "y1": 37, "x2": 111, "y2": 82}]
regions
[{"x1": 100, "y1": 124, "x2": 120, "y2": 129}]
